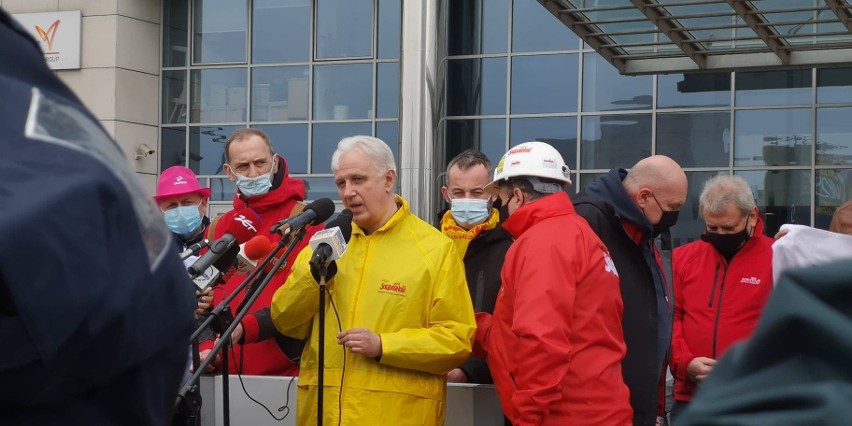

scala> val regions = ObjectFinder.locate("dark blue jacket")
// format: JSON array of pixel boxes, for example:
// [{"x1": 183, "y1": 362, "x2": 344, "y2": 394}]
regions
[{"x1": 0, "y1": 9, "x2": 195, "y2": 424}]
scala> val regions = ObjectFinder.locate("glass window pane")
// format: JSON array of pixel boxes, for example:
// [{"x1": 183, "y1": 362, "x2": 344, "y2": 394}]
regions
[
  {"x1": 445, "y1": 119, "x2": 506, "y2": 170},
  {"x1": 377, "y1": 121, "x2": 399, "y2": 161},
  {"x1": 312, "y1": 122, "x2": 372, "y2": 173},
  {"x1": 735, "y1": 109, "x2": 811, "y2": 167},
  {"x1": 511, "y1": 54, "x2": 578, "y2": 114},
  {"x1": 583, "y1": 54, "x2": 652, "y2": 112},
  {"x1": 160, "y1": 127, "x2": 187, "y2": 172},
  {"x1": 163, "y1": 0, "x2": 188, "y2": 67},
  {"x1": 209, "y1": 177, "x2": 237, "y2": 202},
  {"x1": 253, "y1": 124, "x2": 308, "y2": 174},
  {"x1": 378, "y1": 0, "x2": 401, "y2": 59},
  {"x1": 815, "y1": 169, "x2": 852, "y2": 230},
  {"x1": 251, "y1": 66, "x2": 310, "y2": 122},
  {"x1": 737, "y1": 170, "x2": 811, "y2": 237},
  {"x1": 377, "y1": 63, "x2": 400, "y2": 119},
  {"x1": 510, "y1": 117, "x2": 577, "y2": 171},
  {"x1": 447, "y1": 0, "x2": 509, "y2": 56},
  {"x1": 302, "y1": 177, "x2": 340, "y2": 201},
  {"x1": 190, "y1": 69, "x2": 247, "y2": 123},
  {"x1": 817, "y1": 67, "x2": 852, "y2": 104},
  {"x1": 670, "y1": 171, "x2": 725, "y2": 247},
  {"x1": 192, "y1": 0, "x2": 247, "y2": 63},
  {"x1": 163, "y1": 70, "x2": 188, "y2": 124},
  {"x1": 447, "y1": 58, "x2": 507, "y2": 116},
  {"x1": 189, "y1": 125, "x2": 241, "y2": 175},
  {"x1": 657, "y1": 112, "x2": 730, "y2": 168},
  {"x1": 817, "y1": 108, "x2": 852, "y2": 166},
  {"x1": 316, "y1": 0, "x2": 373, "y2": 59},
  {"x1": 581, "y1": 114, "x2": 651, "y2": 169},
  {"x1": 252, "y1": 0, "x2": 310, "y2": 64},
  {"x1": 314, "y1": 64, "x2": 373, "y2": 120},
  {"x1": 735, "y1": 70, "x2": 812, "y2": 107},
  {"x1": 512, "y1": 0, "x2": 578, "y2": 52},
  {"x1": 657, "y1": 73, "x2": 731, "y2": 109},
  {"x1": 577, "y1": 172, "x2": 607, "y2": 194}
]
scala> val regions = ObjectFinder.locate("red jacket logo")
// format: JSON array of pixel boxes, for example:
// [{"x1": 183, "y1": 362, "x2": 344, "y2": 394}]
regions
[{"x1": 379, "y1": 281, "x2": 407, "y2": 296}]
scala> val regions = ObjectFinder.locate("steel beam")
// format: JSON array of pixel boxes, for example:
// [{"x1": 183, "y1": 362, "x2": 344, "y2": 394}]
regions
[
  {"x1": 630, "y1": 0, "x2": 707, "y2": 68},
  {"x1": 725, "y1": 0, "x2": 791, "y2": 64}
]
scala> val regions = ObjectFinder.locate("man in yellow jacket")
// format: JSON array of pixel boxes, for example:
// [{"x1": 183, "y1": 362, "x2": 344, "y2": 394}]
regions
[{"x1": 271, "y1": 135, "x2": 476, "y2": 425}]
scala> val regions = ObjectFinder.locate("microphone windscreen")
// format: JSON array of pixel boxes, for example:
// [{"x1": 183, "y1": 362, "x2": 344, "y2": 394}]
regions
[
  {"x1": 224, "y1": 208, "x2": 262, "y2": 243},
  {"x1": 305, "y1": 198, "x2": 336, "y2": 225},
  {"x1": 330, "y1": 209, "x2": 353, "y2": 242},
  {"x1": 244, "y1": 235, "x2": 274, "y2": 261}
]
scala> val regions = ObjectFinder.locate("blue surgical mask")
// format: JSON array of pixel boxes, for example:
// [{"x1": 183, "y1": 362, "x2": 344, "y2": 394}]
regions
[
  {"x1": 235, "y1": 170, "x2": 273, "y2": 197},
  {"x1": 164, "y1": 204, "x2": 202, "y2": 237},
  {"x1": 450, "y1": 198, "x2": 491, "y2": 227}
]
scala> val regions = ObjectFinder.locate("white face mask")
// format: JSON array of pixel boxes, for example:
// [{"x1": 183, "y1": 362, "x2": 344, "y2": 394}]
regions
[
  {"x1": 234, "y1": 170, "x2": 273, "y2": 197},
  {"x1": 450, "y1": 198, "x2": 491, "y2": 227}
]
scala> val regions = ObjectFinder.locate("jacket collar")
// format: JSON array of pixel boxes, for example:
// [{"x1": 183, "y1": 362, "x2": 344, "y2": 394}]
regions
[
  {"x1": 352, "y1": 194, "x2": 409, "y2": 237},
  {"x1": 502, "y1": 191, "x2": 574, "y2": 239},
  {"x1": 585, "y1": 168, "x2": 654, "y2": 235}
]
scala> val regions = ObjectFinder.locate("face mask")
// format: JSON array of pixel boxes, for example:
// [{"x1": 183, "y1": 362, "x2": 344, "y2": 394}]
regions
[
  {"x1": 703, "y1": 218, "x2": 751, "y2": 259},
  {"x1": 164, "y1": 204, "x2": 202, "y2": 237},
  {"x1": 653, "y1": 210, "x2": 680, "y2": 236},
  {"x1": 235, "y1": 170, "x2": 273, "y2": 197},
  {"x1": 450, "y1": 198, "x2": 491, "y2": 227}
]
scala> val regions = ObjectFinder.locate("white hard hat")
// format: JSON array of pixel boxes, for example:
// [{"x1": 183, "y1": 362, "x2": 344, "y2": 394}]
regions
[{"x1": 484, "y1": 141, "x2": 572, "y2": 194}]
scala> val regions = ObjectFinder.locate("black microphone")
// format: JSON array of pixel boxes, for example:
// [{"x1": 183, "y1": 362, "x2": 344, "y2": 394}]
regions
[
  {"x1": 309, "y1": 209, "x2": 353, "y2": 267},
  {"x1": 269, "y1": 198, "x2": 335, "y2": 235},
  {"x1": 179, "y1": 239, "x2": 209, "y2": 261},
  {"x1": 188, "y1": 208, "x2": 261, "y2": 277}
]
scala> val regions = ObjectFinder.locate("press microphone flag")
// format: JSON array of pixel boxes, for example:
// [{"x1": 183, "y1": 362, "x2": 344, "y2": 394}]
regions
[
  {"x1": 309, "y1": 209, "x2": 353, "y2": 265},
  {"x1": 188, "y1": 208, "x2": 261, "y2": 277},
  {"x1": 270, "y1": 198, "x2": 335, "y2": 235}
]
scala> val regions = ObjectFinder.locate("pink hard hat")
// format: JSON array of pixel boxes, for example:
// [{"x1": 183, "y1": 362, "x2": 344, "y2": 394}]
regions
[{"x1": 153, "y1": 166, "x2": 211, "y2": 202}]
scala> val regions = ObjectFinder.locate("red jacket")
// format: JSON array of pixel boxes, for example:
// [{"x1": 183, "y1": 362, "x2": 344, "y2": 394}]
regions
[
  {"x1": 670, "y1": 216, "x2": 774, "y2": 401},
  {"x1": 206, "y1": 156, "x2": 321, "y2": 376},
  {"x1": 474, "y1": 192, "x2": 632, "y2": 426}
]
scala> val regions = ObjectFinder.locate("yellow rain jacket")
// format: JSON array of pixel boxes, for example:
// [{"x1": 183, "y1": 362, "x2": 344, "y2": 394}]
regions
[{"x1": 271, "y1": 196, "x2": 476, "y2": 426}]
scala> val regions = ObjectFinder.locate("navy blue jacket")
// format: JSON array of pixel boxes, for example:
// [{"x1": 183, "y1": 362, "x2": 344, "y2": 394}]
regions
[{"x1": 0, "y1": 9, "x2": 195, "y2": 424}]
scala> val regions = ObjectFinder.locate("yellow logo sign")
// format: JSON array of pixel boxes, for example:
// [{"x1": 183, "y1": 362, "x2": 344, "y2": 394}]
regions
[{"x1": 35, "y1": 19, "x2": 61, "y2": 51}]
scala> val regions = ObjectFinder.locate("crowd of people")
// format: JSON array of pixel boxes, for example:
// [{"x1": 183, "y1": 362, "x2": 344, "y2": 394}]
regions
[{"x1": 4, "y1": 6, "x2": 852, "y2": 424}]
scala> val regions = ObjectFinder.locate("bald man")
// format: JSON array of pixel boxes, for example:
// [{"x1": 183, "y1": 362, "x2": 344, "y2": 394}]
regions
[{"x1": 573, "y1": 155, "x2": 688, "y2": 426}]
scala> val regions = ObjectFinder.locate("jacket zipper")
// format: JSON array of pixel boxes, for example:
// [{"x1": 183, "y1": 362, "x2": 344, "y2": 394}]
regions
[
  {"x1": 707, "y1": 263, "x2": 721, "y2": 308},
  {"x1": 474, "y1": 270, "x2": 485, "y2": 312},
  {"x1": 711, "y1": 264, "x2": 729, "y2": 359}
]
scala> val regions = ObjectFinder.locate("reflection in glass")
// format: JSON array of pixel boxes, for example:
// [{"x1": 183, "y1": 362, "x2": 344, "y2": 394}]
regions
[
  {"x1": 581, "y1": 114, "x2": 651, "y2": 169},
  {"x1": 192, "y1": 0, "x2": 247, "y2": 63},
  {"x1": 209, "y1": 178, "x2": 238, "y2": 202},
  {"x1": 657, "y1": 112, "x2": 730, "y2": 168},
  {"x1": 447, "y1": 58, "x2": 506, "y2": 116},
  {"x1": 302, "y1": 177, "x2": 340, "y2": 201},
  {"x1": 445, "y1": 119, "x2": 506, "y2": 171},
  {"x1": 510, "y1": 117, "x2": 577, "y2": 170},
  {"x1": 316, "y1": 0, "x2": 373, "y2": 58},
  {"x1": 377, "y1": 121, "x2": 399, "y2": 161},
  {"x1": 447, "y1": 0, "x2": 509, "y2": 56},
  {"x1": 735, "y1": 109, "x2": 811, "y2": 167},
  {"x1": 161, "y1": 127, "x2": 187, "y2": 172},
  {"x1": 163, "y1": 0, "x2": 188, "y2": 67},
  {"x1": 163, "y1": 70, "x2": 187, "y2": 124},
  {"x1": 314, "y1": 64, "x2": 372, "y2": 120},
  {"x1": 735, "y1": 70, "x2": 811, "y2": 106},
  {"x1": 657, "y1": 73, "x2": 730, "y2": 109},
  {"x1": 378, "y1": 0, "x2": 401, "y2": 59},
  {"x1": 816, "y1": 108, "x2": 852, "y2": 166},
  {"x1": 817, "y1": 67, "x2": 852, "y2": 104},
  {"x1": 670, "y1": 171, "x2": 724, "y2": 247},
  {"x1": 583, "y1": 54, "x2": 652, "y2": 112},
  {"x1": 737, "y1": 170, "x2": 811, "y2": 237},
  {"x1": 512, "y1": 54, "x2": 578, "y2": 114},
  {"x1": 189, "y1": 125, "x2": 240, "y2": 175},
  {"x1": 577, "y1": 172, "x2": 606, "y2": 196},
  {"x1": 815, "y1": 169, "x2": 852, "y2": 230},
  {"x1": 377, "y1": 63, "x2": 400, "y2": 119},
  {"x1": 190, "y1": 68, "x2": 247, "y2": 123},
  {"x1": 251, "y1": 66, "x2": 309, "y2": 122},
  {"x1": 252, "y1": 0, "x2": 310, "y2": 64},
  {"x1": 312, "y1": 122, "x2": 372, "y2": 173},
  {"x1": 253, "y1": 124, "x2": 308, "y2": 174},
  {"x1": 512, "y1": 0, "x2": 578, "y2": 52}
]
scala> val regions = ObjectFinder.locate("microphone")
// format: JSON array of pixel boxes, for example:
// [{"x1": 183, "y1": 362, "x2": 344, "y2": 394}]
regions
[
  {"x1": 188, "y1": 208, "x2": 261, "y2": 277},
  {"x1": 270, "y1": 198, "x2": 335, "y2": 236},
  {"x1": 309, "y1": 209, "x2": 353, "y2": 267},
  {"x1": 180, "y1": 239, "x2": 209, "y2": 261},
  {"x1": 241, "y1": 235, "x2": 288, "y2": 274}
]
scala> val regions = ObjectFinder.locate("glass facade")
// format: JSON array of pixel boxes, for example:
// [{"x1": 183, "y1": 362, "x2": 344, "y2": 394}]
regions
[{"x1": 161, "y1": 0, "x2": 401, "y2": 203}]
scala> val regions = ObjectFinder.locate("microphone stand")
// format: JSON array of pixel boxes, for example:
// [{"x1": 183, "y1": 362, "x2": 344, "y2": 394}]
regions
[
  {"x1": 310, "y1": 251, "x2": 332, "y2": 426},
  {"x1": 174, "y1": 227, "x2": 308, "y2": 424}
]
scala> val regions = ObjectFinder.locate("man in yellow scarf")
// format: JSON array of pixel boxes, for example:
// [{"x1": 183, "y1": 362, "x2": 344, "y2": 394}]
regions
[{"x1": 440, "y1": 150, "x2": 513, "y2": 385}]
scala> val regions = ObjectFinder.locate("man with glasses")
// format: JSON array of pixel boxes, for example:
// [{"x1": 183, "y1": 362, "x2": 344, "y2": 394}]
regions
[
  {"x1": 669, "y1": 175, "x2": 774, "y2": 420},
  {"x1": 573, "y1": 155, "x2": 688, "y2": 426}
]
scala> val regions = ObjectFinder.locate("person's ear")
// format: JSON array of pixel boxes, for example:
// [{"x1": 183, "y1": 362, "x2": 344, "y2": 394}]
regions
[
  {"x1": 385, "y1": 169, "x2": 396, "y2": 192},
  {"x1": 223, "y1": 163, "x2": 236, "y2": 182},
  {"x1": 441, "y1": 186, "x2": 451, "y2": 204},
  {"x1": 636, "y1": 187, "x2": 653, "y2": 209}
]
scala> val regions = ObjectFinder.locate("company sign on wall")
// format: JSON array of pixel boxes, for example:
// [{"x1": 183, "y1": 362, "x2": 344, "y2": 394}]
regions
[{"x1": 13, "y1": 11, "x2": 82, "y2": 70}]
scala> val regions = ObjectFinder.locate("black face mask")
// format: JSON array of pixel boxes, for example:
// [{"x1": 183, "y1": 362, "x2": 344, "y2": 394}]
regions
[
  {"x1": 653, "y1": 210, "x2": 680, "y2": 236},
  {"x1": 702, "y1": 220, "x2": 751, "y2": 260}
]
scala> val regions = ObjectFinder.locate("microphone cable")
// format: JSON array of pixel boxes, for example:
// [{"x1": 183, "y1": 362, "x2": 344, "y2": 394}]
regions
[
  {"x1": 230, "y1": 343, "x2": 296, "y2": 422},
  {"x1": 327, "y1": 285, "x2": 345, "y2": 426}
]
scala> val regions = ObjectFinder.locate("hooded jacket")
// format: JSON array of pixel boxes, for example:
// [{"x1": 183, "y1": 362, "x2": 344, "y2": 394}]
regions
[
  {"x1": 475, "y1": 192, "x2": 631, "y2": 426},
  {"x1": 671, "y1": 216, "x2": 774, "y2": 401},
  {"x1": 572, "y1": 168, "x2": 671, "y2": 426},
  {"x1": 271, "y1": 196, "x2": 475, "y2": 426}
]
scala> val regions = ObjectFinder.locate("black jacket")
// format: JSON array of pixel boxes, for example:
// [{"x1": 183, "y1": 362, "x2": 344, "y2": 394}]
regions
[{"x1": 573, "y1": 168, "x2": 672, "y2": 426}]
